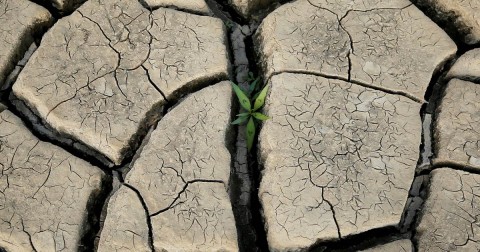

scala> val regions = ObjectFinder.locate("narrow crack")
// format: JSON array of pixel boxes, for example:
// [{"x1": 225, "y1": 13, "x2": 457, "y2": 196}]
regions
[
  {"x1": 149, "y1": 180, "x2": 225, "y2": 217},
  {"x1": 123, "y1": 183, "x2": 155, "y2": 252},
  {"x1": 270, "y1": 70, "x2": 424, "y2": 103},
  {"x1": 141, "y1": 65, "x2": 169, "y2": 102},
  {"x1": 323, "y1": 190, "x2": 342, "y2": 240},
  {"x1": 20, "y1": 219, "x2": 38, "y2": 252}
]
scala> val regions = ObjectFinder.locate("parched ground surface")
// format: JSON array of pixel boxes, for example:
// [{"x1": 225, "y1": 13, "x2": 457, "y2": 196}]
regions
[
  {"x1": 259, "y1": 73, "x2": 422, "y2": 250},
  {"x1": 1, "y1": 0, "x2": 480, "y2": 251},
  {"x1": 0, "y1": 110, "x2": 108, "y2": 251},
  {"x1": 12, "y1": 0, "x2": 230, "y2": 166}
]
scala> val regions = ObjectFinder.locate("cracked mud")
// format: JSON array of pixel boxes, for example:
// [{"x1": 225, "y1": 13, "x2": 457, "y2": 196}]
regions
[
  {"x1": 98, "y1": 82, "x2": 238, "y2": 251},
  {"x1": 1, "y1": 0, "x2": 480, "y2": 251},
  {"x1": 259, "y1": 73, "x2": 422, "y2": 250},
  {"x1": 0, "y1": 110, "x2": 108, "y2": 251},
  {"x1": 12, "y1": 0, "x2": 230, "y2": 166},
  {"x1": 0, "y1": 0, "x2": 52, "y2": 89},
  {"x1": 416, "y1": 168, "x2": 480, "y2": 251},
  {"x1": 434, "y1": 79, "x2": 480, "y2": 170}
]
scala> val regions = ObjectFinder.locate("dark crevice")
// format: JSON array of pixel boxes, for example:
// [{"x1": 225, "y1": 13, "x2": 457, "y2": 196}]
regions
[
  {"x1": 137, "y1": 0, "x2": 213, "y2": 16},
  {"x1": 245, "y1": 35, "x2": 263, "y2": 78},
  {"x1": 93, "y1": 172, "x2": 123, "y2": 251},
  {"x1": 207, "y1": 0, "x2": 272, "y2": 250},
  {"x1": 206, "y1": 0, "x2": 248, "y2": 25},
  {"x1": 229, "y1": 24, "x2": 262, "y2": 252},
  {"x1": 410, "y1": 169, "x2": 437, "y2": 252},
  {"x1": 123, "y1": 183, "x2": 155, "y2": 252},
  {"x1": 79, "y1": 173, "x2": 113, "y2": 252},
  {"x1": 399, "y1": 174, "x2": 430, "y2": 233},
  {"x1": 406, "y1": 175, "x2": 430, "y2": 252},
  {"x1": 310, "y1": 226, "x2": 410, "y2": 251},
  {"x1": 113, "y1": 123, "x2": 159, "y2": 181},
  {"x1": 242, "y1": 22, "x2": 269, "y2": 252},
  {"x1": 249, "y1": 141, "x2": 271, "y2": 252},
  {"x1": 424, "y1": 51, "x2": 472, "y2": 174},
  {"x1": 430, "y1": 162, "x2": 480, "y2": 175},
  {"x1": 423, "y1": 56, "x2": 457, "y2": 114},
  {"x1": 417, "y1": 112, "x2": 433, "y2": 173}
]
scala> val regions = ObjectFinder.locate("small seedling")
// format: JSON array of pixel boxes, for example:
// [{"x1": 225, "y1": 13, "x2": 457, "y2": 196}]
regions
[
  {"x1": 231, "y1": 74, "x2": 270, "y2": 152},
  {"x1": 224, "y1": 20, "x2": 234, "y2": 30}
]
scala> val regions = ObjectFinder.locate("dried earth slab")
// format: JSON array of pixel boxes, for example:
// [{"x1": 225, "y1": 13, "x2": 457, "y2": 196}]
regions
[
  {"x1": 141, "y1": 0, "x2": 212, "y2": 15},
  {"x1": 259, "y1": 73, "x2": 422, "y2": 251},
  {"x1": 446, "y1": 49, "x2": 480, "y2": 82},
  {"x1": 0, "y1": 0, "x2": 52, "y2": 88},
  {"x1": 434, "y1": 79, "x2": 480, "y2": 170},
  {"x1": 98, "y1": 82, "x2": 239, "y2": 251},
  {"x1": 97, "y1": 186, "x2": 151, "y2": 252},
  {"x1": 255, "y1": 0, "x2": 456, "y2": 100},
  {"x1": 360, "y1": 239, "x2": 413, "y2": 252},
  {"x1": 12, "y1": 0, "x2": 230, "y2": 166},
  {"x1": 414, "y1": 0, "x2": 480, "y2": 45},
  {"x1": 0, "y1": 110, "x2": 108, "y2": 252},
  {"x1": 416, "y1": 168, "x2": 480, "y2": 251}
]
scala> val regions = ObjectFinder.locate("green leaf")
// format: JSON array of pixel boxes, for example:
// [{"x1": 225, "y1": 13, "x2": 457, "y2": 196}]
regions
[
  {"x1": 248, "y1": 77, "x2": 260, "y2": 95},
  {"x1": 237, "y1": 112, "x2": 250, "y2": 117},
  {"x1": 253, "y1": 84, "x2": 269, "y2": 111},
  {"x1": 246, "y1": 117, "x2": 255, "y2": 151},
  {"x1": 231, "y1": 82, "x2": 251, "y2": 111},
  {"x1": 247, "y1": 72, "x2": 255, "y2": 81},
  {"x1": 252, "y1": 112, "x2": 270, "y2": 121},
  {"x1": 232, "y1": 115, "x2": 249, "y2": 125}
]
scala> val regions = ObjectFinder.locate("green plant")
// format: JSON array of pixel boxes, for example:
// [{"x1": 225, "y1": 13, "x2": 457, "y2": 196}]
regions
[
  {"x1": 231, "y1": 73, "x2": 270, "y2": 152},
  {"x1": 224, "y1": 20, "x2": 234, "y2": 30}
]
